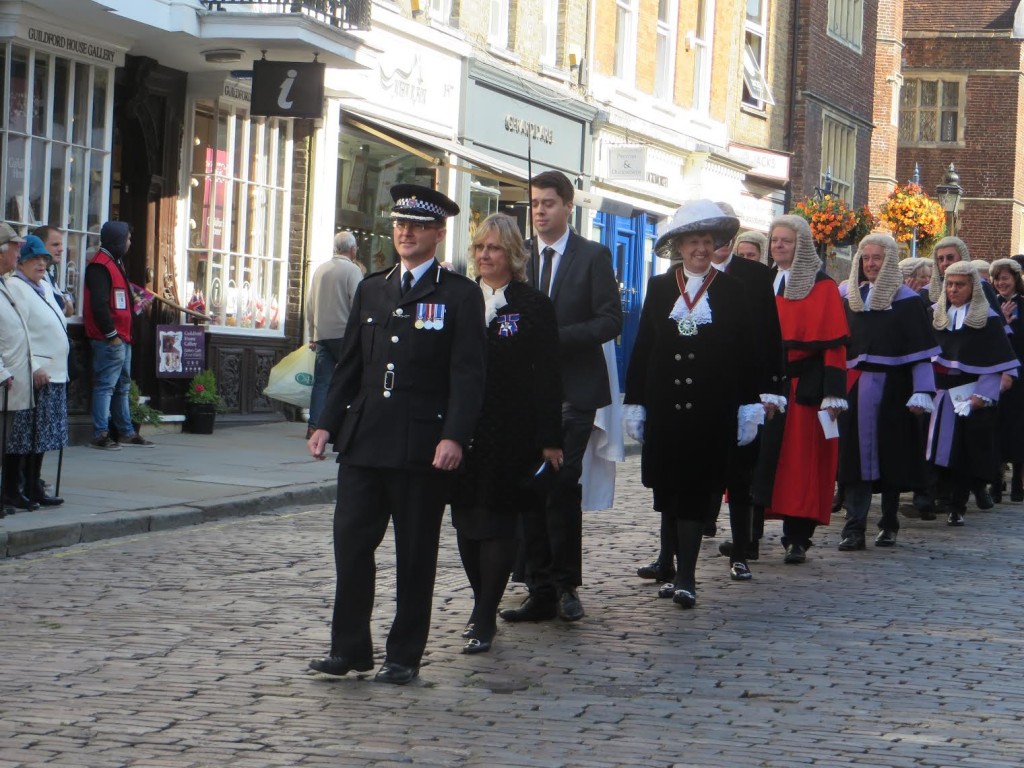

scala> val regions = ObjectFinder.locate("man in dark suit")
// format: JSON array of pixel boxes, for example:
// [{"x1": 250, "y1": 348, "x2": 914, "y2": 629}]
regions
[
  {"x1": 500, "y1": 170, "x2": 622, "y2": 623},
  {"x1": 307, "y1": 184, "x2": 486, "y2": 685}
]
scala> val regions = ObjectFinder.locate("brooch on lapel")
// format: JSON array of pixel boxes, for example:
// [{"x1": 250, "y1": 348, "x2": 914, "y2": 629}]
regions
[
  {"x1": 496, "y1": 313, "x2": 520, "y2": 337},
  {"x1": 414, "y1": 303, "x2": 446, "y2": 330}
]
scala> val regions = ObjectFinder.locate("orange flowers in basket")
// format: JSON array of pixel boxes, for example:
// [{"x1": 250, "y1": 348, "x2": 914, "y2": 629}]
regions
[
  {"x1": 793, "y1": 195, "x2": 876, "y2": 248},
  {"x1": 877, "y1": 183, "x2": 946, "y2": 244}
]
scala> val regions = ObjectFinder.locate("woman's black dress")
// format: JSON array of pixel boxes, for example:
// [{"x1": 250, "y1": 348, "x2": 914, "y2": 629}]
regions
[{"x1": 451, "y1": 280, "x2": 563, "y2": 539}]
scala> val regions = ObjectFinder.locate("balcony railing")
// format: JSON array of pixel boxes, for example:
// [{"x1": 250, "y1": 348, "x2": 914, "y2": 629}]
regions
[{"x1": 201, "y1": 0, "x2": 370, "y2": 31}]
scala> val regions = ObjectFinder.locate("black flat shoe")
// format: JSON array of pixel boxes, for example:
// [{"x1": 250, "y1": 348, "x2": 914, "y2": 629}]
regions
[
  {"x1": 838, "y1": 534, "x2": 866, "y2": 551},
  {"x1": 31, "y1": 493, "x2": 64, "y2": 507},
  {"x1": 730, "y1": 562, "x2": 753, "y2": 581},
  {"x1": 462, "y1": 636, "x2": 493, "y2": 654},
  {"x1": 461, "y1": 623, "x2": 476, "y2": 639},
  {"x1": 974, "y1": 488, "x2": 994, "y2": 511},
  {"x1": 657, "y1": 582, "x2": 676, "y2": 598},
  {"x1": 308, "y1": 655, "x2": 375, "y2": 676},
  {"x1": 784, "y1": 543, "x2": 807, "y2": 564},
  {"x1": 718, "y1": 540, "x2": 760, "y2": 561},
  {"x1": 2, "y1": 493, "x2": 39, "y2": 511},
  {"x1": 374, "y1": 661, "x2": 419, "y2": 685},
  {"x1": 672, "y1": 589, "x2": 696, "y2": 609},
  {"x1": 947, "y1": 510, "x2": 965, "y2": 527},
  {"x1": 636, "y1": 559, "x2": 675, "y2": 581}
]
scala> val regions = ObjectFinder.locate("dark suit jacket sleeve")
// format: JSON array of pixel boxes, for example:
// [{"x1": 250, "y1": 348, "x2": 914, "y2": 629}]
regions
[
  {"x1": 623, "y1": 275, "x2": 660, "y2": 407},
  {"x1": 317, "y1": 284, "x2": 365, "y2": 439},
  {"x1": 748, "y1": 264, "x2": 786, "y2": 396},
  {"x1": 441, "y1": 284, "x2": 487, "y2": 446},
  {"x1": 528, "y1": 291, "x2": 564, "y2": 448},
  {"x1": 557, "y1": 240, "x2": 623, "y2": 351}
]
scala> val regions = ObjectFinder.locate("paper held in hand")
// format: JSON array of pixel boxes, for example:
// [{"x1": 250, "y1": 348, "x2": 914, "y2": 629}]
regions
[{"x1": 818, "y1": 409, "x2": 839, "y2": 440}]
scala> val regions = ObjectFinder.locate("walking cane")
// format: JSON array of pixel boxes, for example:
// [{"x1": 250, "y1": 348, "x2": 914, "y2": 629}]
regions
[{"x1": 55, "y1": 446, "x2": 63, "y2": 497}]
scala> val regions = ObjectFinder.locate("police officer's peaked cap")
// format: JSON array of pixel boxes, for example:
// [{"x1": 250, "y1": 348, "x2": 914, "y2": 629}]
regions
[{"x1": 390, "y1": 184, "x2": 460, "y2": 223}]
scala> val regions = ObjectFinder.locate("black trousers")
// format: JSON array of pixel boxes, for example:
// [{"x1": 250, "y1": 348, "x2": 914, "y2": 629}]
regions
[
  {"x1": 522, "y1": 403, "x2": 595, "y2": 598},
  {"x1": 329, "y1": 465, "x2": 449, "y2": 667}
]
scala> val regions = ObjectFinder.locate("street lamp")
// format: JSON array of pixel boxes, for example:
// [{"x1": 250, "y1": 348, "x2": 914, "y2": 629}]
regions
[{"x1": 936, "y1": 163, "x2": 964, "y2": 237}]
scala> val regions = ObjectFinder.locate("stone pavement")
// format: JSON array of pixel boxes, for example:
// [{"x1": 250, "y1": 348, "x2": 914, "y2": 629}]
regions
[
  {"x1": 0, "y1": 422, "x2": 337, "y2": 558},
  {"x1": 4, "y1": 451, "x2": 1024, "y2": 767}
]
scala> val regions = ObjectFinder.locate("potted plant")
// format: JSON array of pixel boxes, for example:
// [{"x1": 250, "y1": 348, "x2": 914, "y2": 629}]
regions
[
  {"x1": 129, "y1": 380, "x2": 164, "y2": 434},
  {"x1": 184, "y1": 369, "x2": 223, "y2": 434}
]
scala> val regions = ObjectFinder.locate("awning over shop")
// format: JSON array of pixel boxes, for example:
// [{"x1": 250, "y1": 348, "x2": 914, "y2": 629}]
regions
[{"x1": 341, "y1": 108, "x2": 529, "y2": 188}]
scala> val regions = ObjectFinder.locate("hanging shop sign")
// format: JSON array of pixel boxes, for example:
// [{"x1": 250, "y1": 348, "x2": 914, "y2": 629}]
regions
[
  {"x1": 251, "y1": 60, "x2": 326, "y2": 118},
  {"x1": 607, "y1": 146, "x2": 647, "y2": 181}
]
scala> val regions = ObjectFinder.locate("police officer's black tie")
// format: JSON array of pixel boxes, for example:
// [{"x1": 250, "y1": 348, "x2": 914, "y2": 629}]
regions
[
  {"x1": 402, "y1": 270, "x2": 413, "y2": 296},
  {"x1": 539, "y1": 247, "x2": 554, "y2": 296}
]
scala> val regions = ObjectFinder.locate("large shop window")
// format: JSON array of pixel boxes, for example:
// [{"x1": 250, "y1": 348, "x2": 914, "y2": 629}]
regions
[
  {"x1": 186, "y1": 102, "x2": 292, "y2": 332},
  {"x1": 898, "y1": 77, "x2": 965, "y2": 147},
  {"x1": 0, "y1": 44, "x2": 112, "y2": 313}
]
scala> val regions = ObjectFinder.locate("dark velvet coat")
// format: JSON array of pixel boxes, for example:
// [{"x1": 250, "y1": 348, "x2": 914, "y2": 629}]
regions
[
  {"x1": 997, "y1": 294, "x2": 1024, "y2": 462},
  {"x1": 624, "y1": 269, "x2": 759, "y2": 502},
  {"x1": 450, "y1": 280, "x2": 563, "y2": 538}
]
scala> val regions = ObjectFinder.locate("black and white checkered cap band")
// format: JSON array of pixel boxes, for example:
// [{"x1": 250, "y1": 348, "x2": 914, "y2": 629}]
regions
[{"x1": 391, "y1": 196, "x2": 447, "y2": 220}]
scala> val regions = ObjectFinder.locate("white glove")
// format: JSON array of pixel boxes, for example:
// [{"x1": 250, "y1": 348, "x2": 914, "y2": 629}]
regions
[
  {"x1": 623, "y1": 403, "x2": 646, "y2": 443},
  {"x1": 821, "y1": 396, "x2": 848, "y2": 411},
  {"x1": 737, "y1": 403, "x2": 765, "y2": 446},
  {"x1": 906, "y1": 392, "x2": 935, "y2": 413},
  {"x1": 759, "y1": 393, "x2": 787, "y2": 414},
  {"x1": 953, "y1": 399, "x2": 972, "y2": 417}
]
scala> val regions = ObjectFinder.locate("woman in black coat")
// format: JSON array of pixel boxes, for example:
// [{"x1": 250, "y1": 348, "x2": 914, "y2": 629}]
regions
[
  {"x1": 991, "y1": 258, "x2": 1024, "y2": 501},
  {"x1": 450, "y1": 213, "x2": 563, "y2": 654}
]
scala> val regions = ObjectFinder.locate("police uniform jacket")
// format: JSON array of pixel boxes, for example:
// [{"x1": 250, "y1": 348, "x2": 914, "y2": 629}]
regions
[
  {"x1": 624, "y1": 269, "x2": 759, "y2": 497},
  {"x1": 318, "y1": 260, "x2": 487, "y2": 469}
]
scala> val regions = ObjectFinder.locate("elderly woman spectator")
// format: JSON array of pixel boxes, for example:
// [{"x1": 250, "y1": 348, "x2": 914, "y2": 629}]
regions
[
  {"x1": 899, "y1": 257, "x2": 932, "y2": 293},
  {"x1": 990, "y1": 258, "x2": 1024, "y2": 502},
  {"x1": 735, "y1": 230, "x2": 769, "y2": 265},
  {"x1": 450, "y1": 214, "x2": 563, "y2": 655},
  {"x1": 6, "y1": 235, "x2": 68, "y2": 508},
  {"x1": 0, "y1": 224, "x2": 31, "y2": 515},
  {"x1": 753, "y1": 215, "x2": 849, "y2": 564}
]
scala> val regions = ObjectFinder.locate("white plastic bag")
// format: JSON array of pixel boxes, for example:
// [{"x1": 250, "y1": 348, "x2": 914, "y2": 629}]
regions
[{"x1": 264, "y1": 346, "x2": 315, "y2": 408}]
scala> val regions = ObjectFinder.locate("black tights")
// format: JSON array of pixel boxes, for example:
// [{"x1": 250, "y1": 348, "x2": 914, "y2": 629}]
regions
[{"x1": 457, "y1": 533, "x2": 518, "y2": 640}]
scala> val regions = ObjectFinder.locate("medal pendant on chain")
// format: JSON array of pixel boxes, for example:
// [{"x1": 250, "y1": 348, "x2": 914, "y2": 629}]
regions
[{"x1": 677, "y1": 317, "x2": 698, "y2": 336}]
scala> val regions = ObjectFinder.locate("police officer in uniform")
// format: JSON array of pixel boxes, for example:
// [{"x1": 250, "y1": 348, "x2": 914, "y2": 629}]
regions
[{"x1": 308, "y1": 184, "x2": 486, "y2": 685}]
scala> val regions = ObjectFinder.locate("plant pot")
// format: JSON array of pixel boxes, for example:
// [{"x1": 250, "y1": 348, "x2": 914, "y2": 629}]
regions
[{"x1": 184, "y1": 403, "x2": 217, "y2": 434}]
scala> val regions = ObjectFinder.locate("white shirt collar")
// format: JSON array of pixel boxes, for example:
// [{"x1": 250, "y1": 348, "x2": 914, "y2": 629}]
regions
[
  {"x1": 539, "y1": 228, "x2": 571, "y2": 257},
  {"x1": 401, "y1": 259, "x2": 435, "y2": 289},
  {"x1": 948, "y1": 303, "x2": 967, "y2": 330},
  {"x1": 712, "y1": 254, "x2": 733, "y2": 272}
]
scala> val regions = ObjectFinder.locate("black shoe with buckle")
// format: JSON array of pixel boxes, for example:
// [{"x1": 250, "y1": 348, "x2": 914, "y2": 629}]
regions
[
  {"x1": 636, "y1": 559, "x2": 675, "y2": 581},
  {"x1": 499, "y1": 595, "x2": 557, "y2": 623},
  {"x1": 875, "y1": 529, "x2": 897, "y2": 547},
  {"x1": 730, "y1": 562, "x2": 753, "y2": 581},
  {"x1": 557, "y1": 589, "x2": 585, "y2": 622},
  {"x1": 947, "y1": 510, "x2": 965, "y2": 527},
  {"x1": 374, "y1": 661, "x2": 419, "y2": 685},
  {"x1": 672, "y1": 588, "x2": 697, "y2": 609},
  {"x1": 657, "y1": 582, "x2": 676, "y2": 598},
  {"x1": 308, "y1": 655, "x2": 374, "y2": 677}
]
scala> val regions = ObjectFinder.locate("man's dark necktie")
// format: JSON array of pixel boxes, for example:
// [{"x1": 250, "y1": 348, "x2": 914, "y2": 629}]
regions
[
  {"x1": 539, "y1": 247, "x2": 554, "y2": 296},
  {"x1": 776, "y1": 276, "x2": 786, "y2": 296},
  {"x1": 401, "y1": 270, "x2": 413, "y2": 296}
]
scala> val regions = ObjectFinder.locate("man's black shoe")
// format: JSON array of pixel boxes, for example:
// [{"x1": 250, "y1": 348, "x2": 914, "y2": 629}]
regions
[
  {"x1": 947, "y1": 510, "x2": 965, "y2": 527},
  {"x1": 2, "y1": 493, "x2": 39, "y2": 511},
  {"x1": 499, "y1": 595, "x2": 557, "y2": 622},
  {"x1": 374, "y1": 661, "x2": 419, "y2": 685},
  {"x1": 875, "y1": 529, "x2": 897, "y2": 547},
  {"x1": 784, "y1": 543, "x2": 807, "y2": 564},
  {"x1": 974, "y1": 487, "x2": 994, "y2": 511},
  {"x1": 837, "y1": 533, "x2": 866, "y2": 551},
  {"x1": 636, "y1": 559, "x2": 675, "y2": 581},
  {"x1": 718, "y1": 540, "x2": 760, "y2": 561},
  {"x1": 308, "y1": 655, "x2": 374, "y2": 677},
  {"x1": 558, "y1": 589, "x2": 585, "y2": 622}
]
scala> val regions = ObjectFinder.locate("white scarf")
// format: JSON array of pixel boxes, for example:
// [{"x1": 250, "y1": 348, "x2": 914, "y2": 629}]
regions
[{"x1": 480, "y1": 281, "x2": 509, "y2": 325}]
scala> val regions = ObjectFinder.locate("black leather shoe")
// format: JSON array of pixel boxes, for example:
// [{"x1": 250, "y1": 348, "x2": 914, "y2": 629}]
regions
[
  {"x1": 947, "y1": 510, "x2": 965, "y2": 527},
  {"x1": 730, "y1": 562, "x2": 753, "y2": 581},
  {"x1": 784, "y1": 543, "x2": 807, "y2": 564},
  {"x1": 462, "y1": 636, "x2": 493, "y2": 655},
  {"x1": 308, "y1": 655, "x2": 374, "y2": 676},
  {"x1": 672, "y1": 588, "x2": 697, "y2": 608},
  {"x1": 461, "y1": 622, "x2": 476, "y2": 639},
  {"x1": 636, "y1": 559, "x2": 675, "y2": 581},
  {"x1": 837, "y1": 533, "x2": 866, "y2": 551},
  {"x1": 558, "y1": 589, "x2": 585, "y2": 622},
  {"x1": 2, "y1": 493, "x2": 39, "y2": 511},
  {"x1": 831, "y1": 490, "x2": 845, "y2": 513},
  {"x1": 919, "y1": 505, "x2": 937, "y2": 521},
  {"x1": 875, "y1": 529, "x2": 897, "y2": 547},
  {"x1": 974, "y1": 487, "x2": 994, "y2": 510},
  {"x1": 703, "y1": 520, "x2": 717, "y2": 537},
  {"x1": 499, "y1": 596, "x2": 557, "y2": 622},
  {"x1": 31, "y1": 491, "x2": 64, "y2": 507},
  {"x1": 374, "y1": 661, "x2": 419, "y2": 685},
  {"x1": 657, "y1": 582, "x2": 676, "y2": 598},
  {"x1": 718, "y1": 540, "x2": 760, "y2": 561}
]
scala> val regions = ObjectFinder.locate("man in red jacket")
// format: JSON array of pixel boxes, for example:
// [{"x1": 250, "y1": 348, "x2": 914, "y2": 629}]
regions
[{"x1": 84, "y1": 221, "x2": 153, "y2": 450}]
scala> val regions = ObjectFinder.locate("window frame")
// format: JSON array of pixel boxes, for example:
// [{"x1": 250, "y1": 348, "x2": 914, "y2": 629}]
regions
[
  {"x1": 827, "y1": 0, "x2": 863, "y2": 53},
  {"x1": 820, "y1": 112, "x2": 857, "y2": 204},
  {"x1": 613, "y1": 0, "x2": 638, "y2": 85},
  {"x1": 540, "y1": 0, "x2": 560, "y2": 67},
  {"x1": 691, "y1": 0, "x2": 714, "y2": 113},
  {"x1": 898, "y1": 75, "x2": 966, "y2": 148},
  {"x1": 488, "y1": 0, "x2": 510, "y2": 49},
  {"x1": 741, "y1": 0, "x2": 774, "y2": 109},
  {"x1": 654, "y1": 0, "x2": 677, "y2": 101}
]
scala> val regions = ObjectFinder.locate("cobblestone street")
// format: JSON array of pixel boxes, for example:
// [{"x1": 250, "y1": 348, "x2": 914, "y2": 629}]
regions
[{"x1": 4, "y1": 455, "x2": 1024, "y2": 767}]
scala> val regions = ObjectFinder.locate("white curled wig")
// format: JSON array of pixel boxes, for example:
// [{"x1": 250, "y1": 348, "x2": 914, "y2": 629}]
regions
[
  {"x1": 848, "y1": 233, "x2": 902, "y2": 312},
  {"x1": 736, "y1": 230, "x2": 769, "y2": 265},
  {"x1": 933, "y1": 260, "x2": 989, "y2": 330},
  {"x1": 928, "y1": 236, "x2": 970, "y2": 303},
  {"x1": 769, "y1": 215, "x2": 820, "y2": 301}
]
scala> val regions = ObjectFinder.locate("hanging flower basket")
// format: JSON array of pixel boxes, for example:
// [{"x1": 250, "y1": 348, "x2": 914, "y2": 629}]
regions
[
  {"x1": 877, "y1": 182, "x2": 946, "y2": 245},
  {"x1": 793, "y1": 194, "x2": 858, "y2": 248}
]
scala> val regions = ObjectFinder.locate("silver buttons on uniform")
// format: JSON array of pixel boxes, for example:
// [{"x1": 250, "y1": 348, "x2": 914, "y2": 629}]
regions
[
  {"x1": 674, "y1": 353, "x2": 682, "y2": 361},
  {"x1": 387, "y1": 363, "x2": 395, "y2": 371},
  {"x1": 675, "y1": 404, "x2": 681, "y2": 410},
  {"x1": 685, "y1": 403, "x2": 693, "y2": 409},
  {"x1": 674, "y1": 379, "x2": 681, "y2": 386},
  {"x1": 687, "y1": 353, "x2": 695, "y2": 360},
  {"x1": 685, "y1": 378, "x2": 693, "y2": 385},
  {"x1": 391, "y1": 336, "x2": 399, "y2": 343},
  {"x1": 383, "y1": 391, "x2": 392, "y2": 398}
]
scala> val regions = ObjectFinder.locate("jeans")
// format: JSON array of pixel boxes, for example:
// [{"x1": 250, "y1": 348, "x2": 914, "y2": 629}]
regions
[
  {"x1": 90, "y1": 339, "x2": 133, "y2": 438},
  {"x1": 309, "y1": 337, "x2": 345, "y2": 428}
]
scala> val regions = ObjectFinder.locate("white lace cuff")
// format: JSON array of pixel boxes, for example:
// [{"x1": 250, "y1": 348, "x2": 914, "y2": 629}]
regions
[
  {"x1": 622, "y1": 404, "x2": 646, "y2": 422},
  {"x1": 906, "y1": 392, "x2": 935, "y2": 412},
  {"x1": 975, "y1": 394, "x2": 993, "y2": 405},
  {"x1": 760, "y1": 393, "x2": 787, "y2": 412},
  {"x1": 738, "y1": 403, "x2": 766, "y2": 428},
  {"x1": 820, "y1": 396, "x2": 848, "y2": 411}
]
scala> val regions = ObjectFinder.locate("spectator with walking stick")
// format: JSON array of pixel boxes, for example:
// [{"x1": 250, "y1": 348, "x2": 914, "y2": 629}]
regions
[{"x1": 0, "y1": 223, "x2": 33, "y2": 515}]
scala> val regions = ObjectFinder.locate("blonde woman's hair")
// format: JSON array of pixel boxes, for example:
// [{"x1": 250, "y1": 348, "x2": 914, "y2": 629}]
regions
[{"x1": 468, "y1": 213, "x2": 530, "y2": 282}]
